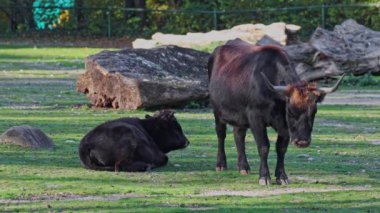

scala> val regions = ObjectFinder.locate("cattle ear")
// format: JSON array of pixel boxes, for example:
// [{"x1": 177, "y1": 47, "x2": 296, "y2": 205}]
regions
[
  {"x1": 168, "y1": 111, "x2": 175, "y2": 118},
  {"x1": 283, "y1": 86, "x2": 294, "y2": 97},
  {"x1": 162, "y1": 110, "x2": 175, "y2": 121},
  {"x1": 152, "y1": 110, "x2": 175, "y2": 120},
  {"x1": 145, "y1": 114, "x2": 152, "y2": 119}
]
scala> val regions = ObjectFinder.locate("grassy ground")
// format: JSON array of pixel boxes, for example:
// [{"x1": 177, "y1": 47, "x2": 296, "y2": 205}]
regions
[{"x1": 0, "y1": 45, "x2": 379, "y2": 212}]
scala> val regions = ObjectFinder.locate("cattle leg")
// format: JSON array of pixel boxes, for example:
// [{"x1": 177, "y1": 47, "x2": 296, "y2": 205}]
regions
[
  {"x1": 214, "y1": 112, "x2": 227, "y2": 171},
  {"x1": 115, "y1": 161, "x2": 122, "y2": 172},
  {"x1": 233, "y1": 127, "x2": 250, "y2": 174},
  {"x1": 121, "y1": 161, "x2": 153, "y2": 172},
  {"x1": 275, "y1": 134, "x2": 290, "y2": 185},
  {"x1": 251, "y1": 124, "x2": 271, "y2": 185},
  {"x1": 135, "y1": 143, "x2": 169, "y2": 169}
]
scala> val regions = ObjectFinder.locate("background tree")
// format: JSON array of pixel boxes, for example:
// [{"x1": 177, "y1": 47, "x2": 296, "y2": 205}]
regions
[
  {"x1": 75, "y1": 0, "x2": 85, "y2": 30},
  {"x1": 33, "y1": 0, "x2": 74, "y2": 30},
  {"x1": 0, "y1": 0, "x2": 35, "y2": 32},
  {"x1": 2, "y1": 0, "x2": 380, "y2": 37},
  {"x1": 124, "y1": 0, "x2": 146, "y2": 26}
]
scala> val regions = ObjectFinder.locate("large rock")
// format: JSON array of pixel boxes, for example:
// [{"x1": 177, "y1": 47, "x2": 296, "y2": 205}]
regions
[
  {"x1": 133, "y1": 22, "x2": 300, "y2": 49},
  {"x1": 77, "y1": 45, "x2": 210, "y2": 110},
  {"x1": 0, "y1": 125, "x2": 54, "y2": 149}
]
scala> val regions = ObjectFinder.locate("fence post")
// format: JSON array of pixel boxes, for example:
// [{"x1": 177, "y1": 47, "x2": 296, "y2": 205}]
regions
[
  {"x1": 321, "y1": 4, "x2": 326, "y2": 28},
  {"x1": 106, "y1": 9, "x2": 111, "y2": 37},
  {"x1": 213, "y1": 9, "x2": 218, "y2": 30}
]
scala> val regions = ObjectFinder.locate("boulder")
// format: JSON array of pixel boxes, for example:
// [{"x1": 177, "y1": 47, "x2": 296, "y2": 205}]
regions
[
  {"x1": 0, "y1": 125, "x2": 54, "y2": 149},
  {"x1": 77, "y1": 45, "x2": 210, "y2": 110}
]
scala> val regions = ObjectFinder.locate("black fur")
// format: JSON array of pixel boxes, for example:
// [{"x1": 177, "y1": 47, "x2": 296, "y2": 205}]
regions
[{"x1": 79, "y1": 110, "x2": 189, "y2": 172}]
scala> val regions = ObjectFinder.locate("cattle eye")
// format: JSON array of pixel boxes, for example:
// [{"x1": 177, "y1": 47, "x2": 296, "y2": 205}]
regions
[
  {"x1": 287, "y1": 106, "x2": 305, "y2": 118},
  {"x1": 309, "y1": 106, "x2": 317, "y2": 115},
  {"x1": 316, "y1": 93, "x2": 326, "y2": 103}
]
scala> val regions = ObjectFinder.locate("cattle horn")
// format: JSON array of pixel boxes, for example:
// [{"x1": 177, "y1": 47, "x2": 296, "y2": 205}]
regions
[
  {"x1": 260, "y1": 72, "x2": 287, "y2": 92},
  {"x1": 318, "y1": 74, "x2": 346, "y2": 94},
  {"x1": 156, "y1": 109, "x2": 175, "y2": 119},
  {"x1": 312, "y1": 51, "x2": 321, "y2": 63}
]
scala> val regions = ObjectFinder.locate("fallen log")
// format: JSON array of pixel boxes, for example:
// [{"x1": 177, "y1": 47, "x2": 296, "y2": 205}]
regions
[
  {"x1": 77, "y1": 45, "x2": 210, "y2": 110},
  {"x1": 78, "y1": 19, "x2": 379, "y2": 110},
  {"x1": 133, "y1": 22, "x2": 301, "y2": 49},
  {"x1": 259, "y1": 19, "x2": 380, "y2": 81},
  {"x1": 309, "y1": 19, "x2": 380, "y2": 78}
]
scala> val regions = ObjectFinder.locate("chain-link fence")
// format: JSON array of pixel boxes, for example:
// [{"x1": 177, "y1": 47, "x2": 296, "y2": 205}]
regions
[{"x1": 1, "y1": 3, "x2": 380, "y2": 39}]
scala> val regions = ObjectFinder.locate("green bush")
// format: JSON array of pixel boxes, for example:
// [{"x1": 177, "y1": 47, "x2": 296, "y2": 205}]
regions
[
  {"x1": 183, "y1": 100, "x2": 209, "y2": 109},
  {"x1": 343, "y1": 73, "x2": 378, "y2": 87},
  {"x1": 3, "y1": 0, "x2": 380, "y2": 38}
]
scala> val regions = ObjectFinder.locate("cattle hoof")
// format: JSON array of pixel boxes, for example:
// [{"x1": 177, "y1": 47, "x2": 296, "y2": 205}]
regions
[
  {"x1": 259, "y1": 177, "x2": 271, "y2": 185},
  {"x1": 276, "y1": 178, "x2": 289, "y2": 185},
  {"x1": 146, "y1": 165, "x2": 153, "y2": 171},
  {"x1": 216, "y1": 166, "x2": 227, "y2": 171},
  {"x1": 239, "y1": 169, "x2": 250, "y2": 175}
]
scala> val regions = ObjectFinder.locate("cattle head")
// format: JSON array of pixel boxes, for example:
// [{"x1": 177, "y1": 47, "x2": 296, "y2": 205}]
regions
[
  {"x1": 261, "y1": 73, "x2": 345, "y2": 148},
  {"x1": 145, "y1": 110, "x2": 190, "y2": 153}
]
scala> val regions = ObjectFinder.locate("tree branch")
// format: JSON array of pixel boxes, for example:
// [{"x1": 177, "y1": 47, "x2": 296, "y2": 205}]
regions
[{"x1": 0, "y1": 6, "x2": 11, "y2": 19}]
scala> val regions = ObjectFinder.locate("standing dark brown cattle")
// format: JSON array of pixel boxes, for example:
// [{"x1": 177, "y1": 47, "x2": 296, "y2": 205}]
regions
[
  {"x1": 79, "y1": 110, "x2": 189, "y2": 172},
  {"x1": 208, "y1": 39, "x2": 344, "y2": 185}
]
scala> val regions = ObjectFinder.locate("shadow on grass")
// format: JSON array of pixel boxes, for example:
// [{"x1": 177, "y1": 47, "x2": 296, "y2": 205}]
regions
[
  {"x1": 2, "y1": 195, "x2": 379, "y2": 212},
  {"x1": 0, "y1": 61, "x2": 82, "y2": 71},
  {"x1": 0, "y1": 149, "x2": 80, "y2": 168},
  {"x1": 0, "y1": 139, "x2": 378, "y2": 179}
]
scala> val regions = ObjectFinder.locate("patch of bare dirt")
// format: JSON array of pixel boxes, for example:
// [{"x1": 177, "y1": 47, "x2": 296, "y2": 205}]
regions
[
  {"x1": 318, "y1": 119, "x2": 355, "y2": 130},
  {"x1": 0, "y1": 62, "x2": 80, "y2": 71},
  {"x1": 0, "y1": 37, "x2": 132, "y2": 48},
  {"x1": 323, "y1": 90, "x2": 380, "y2": 105},
  {"x1": 0, "y1": 193, "x2": 144, "y2": 204},
  {"x1": 157, "y1": 204, "x2": 215, "y2": 211},
  {"x1": 197, "y1": 186, "x2": 371, "y2": 197},
  {"x1": 187, "y1": 206, "x2": 216, "y2": 211},
  {"x1": 0, "y1": 78, "x2": 76, "y2": 85},
  {"x1": 292, "y1": 176, "x2": 320, "y2": 183}
]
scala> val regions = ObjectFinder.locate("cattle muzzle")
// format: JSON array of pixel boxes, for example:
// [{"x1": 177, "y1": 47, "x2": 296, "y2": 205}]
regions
[
  {"x1": 184, "y1": 139, "x2": 190, "y2": 148},
  {"x1": 292, "y1": 139, "x2": 310, "y2": 148}
]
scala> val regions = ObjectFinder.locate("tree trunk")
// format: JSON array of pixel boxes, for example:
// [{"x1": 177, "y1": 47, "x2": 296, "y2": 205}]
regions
[
  {"x1": 24, "y1": 0, "x2": 35, "y2": 30},
  {"x1": 124, "y1": 0, "x2": 135, "y2": 20},
  {"x1": 168, "y1": 0, "x2": 184, "y2": 8},
  {"x1": 75, "y1": 0, "x2": 85, "y2": 30},
  {"x1": 0, "y1": 6, "x2": 14, "y2": 31},
  {"x1": 9, "y1": 0, "x2": 19, "y2": 31},
  {"x1": 134, "y1": 0, "x2": 146, "y2": 27},
  {"x1": 4, "y1": 0, "x2": 35, "y2": 32},
  {"x1": 124, "y1": 0, "x2": 146, "y2": 27}
]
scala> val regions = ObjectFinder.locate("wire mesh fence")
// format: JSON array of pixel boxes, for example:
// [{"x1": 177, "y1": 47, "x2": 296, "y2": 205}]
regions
[{"x1": 1, "y1": 4, "x2": 380, "y2": 39}]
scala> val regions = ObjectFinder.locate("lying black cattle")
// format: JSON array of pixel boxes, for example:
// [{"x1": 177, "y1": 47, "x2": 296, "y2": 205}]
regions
[
  {"x1": 79, "y1": 110, "x2": 189, "y2": 172},
  {"x1": 208, "y1": 39, "x2": 344, "y2": 185}
]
